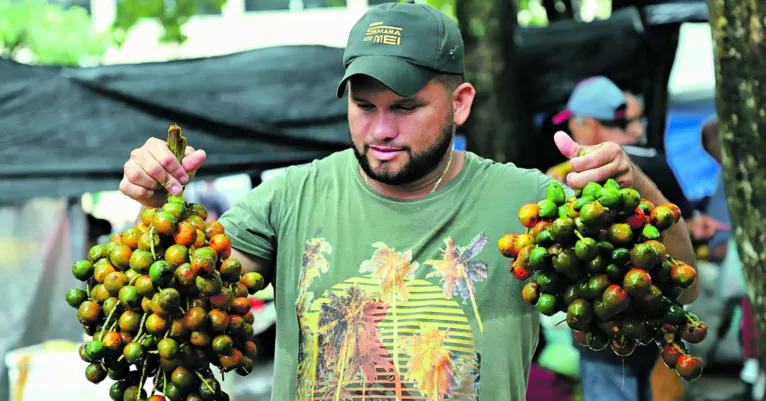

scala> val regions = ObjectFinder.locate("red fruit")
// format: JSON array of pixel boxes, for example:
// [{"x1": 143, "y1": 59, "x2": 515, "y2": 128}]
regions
[
  {"x1": 681, "y1": 320, "x2": 708, "y2": 344},
  {"x1": 658, "y1": 202, "x2": 682, "y2": 223},
  {"x1": 601, "y1": 284, "x2": 630, "y2": 314},
  {"x1": 511, "y1": 262, "x2": 531, "y2": 280},
  {"x1": 625, "y1": 207, "x2": 646, "y2": 230},
  {"x1": 662, "y1": 343, "x2": 683, "y2": 368},
  {"x1": 533, "y1": 220, "x2": 551, "y2": 237},
  {"x1": 573, "y1": 330, "x2": 588, "y2": 346},
  {"x1": 675, "y1": 355, "x2": 703, "y2": 382}
]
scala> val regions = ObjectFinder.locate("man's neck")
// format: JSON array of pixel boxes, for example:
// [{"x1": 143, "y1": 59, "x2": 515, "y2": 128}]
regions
[{"x1": 361, "y1": 150, "x2": 464, "y2": 200}]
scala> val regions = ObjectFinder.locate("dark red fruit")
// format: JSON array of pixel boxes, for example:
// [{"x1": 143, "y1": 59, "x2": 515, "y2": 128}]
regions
[
  {"x1": 675, "y1": 355, "x2": 703, "y2": 382},
  {"x1": 681, "y1": 320, "x2": 708, "y2": 344},
  {"x1": 661, "y1": 343, "x2": 683, "y2": 368}
]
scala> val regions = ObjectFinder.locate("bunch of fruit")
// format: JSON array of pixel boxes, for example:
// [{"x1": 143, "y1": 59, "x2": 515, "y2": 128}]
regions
[
  {"x1": 65, "y1": 125, "x2": 265, "y2": 401},
  {"x1": 498, "y1": 178, "x2": 707, "y2": 382}
]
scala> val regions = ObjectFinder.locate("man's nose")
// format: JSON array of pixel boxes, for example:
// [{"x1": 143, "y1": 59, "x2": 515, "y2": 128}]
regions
[{"x1": 371, "y1": 111, "x2": 398, "y2": 141}]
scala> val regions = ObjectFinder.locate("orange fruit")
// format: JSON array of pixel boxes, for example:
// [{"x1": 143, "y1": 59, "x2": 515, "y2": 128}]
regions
[
  {"x1": 93, "y1": 261, "x2": 117, "y2": 284},
  {"x1": 497, "y1": 233, "x2": 518, "y2": 258},
  {"x1": 138, "y1": 231, "x2": 161, "y2": 252},
  {"x1": 185, "y1": 215, "x2": 206, "y2": 231},
  {"x1": 110, "y1": 232, "x2": 124, "y2": 244},
  {"x1": 109, "y1": 244, "x2": 133, "y2": 271},
  {"x1": 152, "y1": 211, "x2": 179, "y2": 236},
  {"x1": 533, "y1": 220, "x2": 551, "y2": 237},
  {"x1": 518, "y1": 203, "x2": 541, "y2": 228},
  {"x1": 145, "y1": 314, "x2": 169, "y2": 336},
  {"x1": 513, "y1": 234, "x2": 535, "y2": 255},
  {"x1": 204, "y1": 222, "x2": 225, "y2": 240},
  {"x1": 122, "y1": 228, "x2": 142, "y2": 250},
  {"x1": 209, "y1": 234, "x2": 232, "y2": 259},
  {"x1": 173, "y1": 222, "x2": 197, "y2": 246},
  {"x1": 141, "y1": 207, "x2": 157, "y2": 226},
  {"x1": 187, "y1": 203, "x2": 208, "y2": 221}
]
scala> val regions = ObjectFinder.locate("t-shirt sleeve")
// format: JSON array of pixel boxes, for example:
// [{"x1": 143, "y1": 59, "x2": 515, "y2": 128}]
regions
[{"x1": 218, "y1": 173, "x2": 289, "y2": 263}]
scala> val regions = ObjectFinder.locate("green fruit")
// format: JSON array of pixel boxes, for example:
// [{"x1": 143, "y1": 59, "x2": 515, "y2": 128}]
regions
[
  {"x1": 597, "y1": 187, "x2": 623, "y2": 209},
  {"x1": 563, "y1": 285, "x2": 578, "y2": 305},
  {"x1": 586, "y1": 274, "x2": 611, "y2": 299},
  {"x1": 535, "y1": 230, "x2": 554, "y2": 247},
  {"x1": 573, "y1": 196, "x2": 596, "y2": 211},
  {"x1": 664, "y1": 302, "x2": 687, "y2": 326},
  {"x1": 574, "y1": 217, "x2": 598, "y2": 237},
  {"x1": 610, "y1": 335, "x2": 636, "y2": 357},
  {"x1": 605, "y1": 263, "x2": 626, "y2": 283},
  {"x1": 538, "y1": 199, "x2": 559, "y2": 220},
  {"x1": 651, "y1": 206, "x2": 676, "y2": 230},
  {"x1": 566, "y1": 299, "x2": 594, "y2": 331},
  {"x1": 550, "y1": 217, "x2": 576, "y2": 243},
  {"x1": 552, "y1": 248, "x2": 582, "y2": 278},
  {"x1": 529, "y1": 247, "x2": 551, "y2": 271},
  {"x1": 579, "y1": 201, "x2": 607, "y2": 226},
  {"x1": 574, "y1": 237, "x2": 599, "y2": 262},
  {"x1": 109, "y1": 381, "x2": 129, "y2": 401},
  {"x1": 547, "y1": 181, "x2": 567, "y2": 205},
  {"x1": 603, "y1": 178, "x2": 620, "y2": 191},
  {"x1": 149, "y1": 260, "x2": 174, "y2": 287},
  {"x1": 118, "y1": 285, "x2": 141, "y2": 309},
  {"x1": 620, "y1": 188, "x2": 641, "y2": 212},
  {"x1": 85, "y1": 363, "x2": 107, "y2": 384},
  {"x1": 611, "y1": 248, "x2": 631, "y2": 266},
  {"x1": 129, "y1": 250, "x2": 155, "y2": 274},
  {"x1": 88, "y1": 245, "x2": 108, "y2": 263},
  {"x1": 642, "y1": 225, "x2": 661, "y2": 241},
  {"x1": 582, "y1": 182, "x2": 603, "y2": 198},
  {"x1": 536, "y1": 293, "x2": 562, "y2": 316},
  {"x1": 558, "y1": 204, "x2": 569, "y2": 218},
  {"x1": 664, "y1": 285, "x2": 685, "y2": 301},
  {"x1": 536, "y1": 272, "x2": 568, "y2": 294},
  {"x1": 72, "y1": 260, "x2": 94, "y2": 281},
  {"x1": 586, "y1": 330, "x2": 610, "y2": 351},
  {"x1": 598, "y1": 241, "x2": 616, "y2": 257},
  {"x1": 622, "y1": 317, "x2": 652, "y2": 343},
  {"x1": 593, "y1": 299, "x2": 614, "y2": 321},
  {"x1": 587, "y1": 255, "x2": 607, "y2": 274},
  {"x1": 630, "y1": 244, "x2": 659, "y2": 270},
  {"x1": 123, "y1": 342, "x2": 145, "y2": 364},
  {"x1": 635, "y1": 284, "x2": 664, "y2": 315},
  {"x1": 86, "y1": 340, "x2": 107, "y2": 361},
  {"x1": 65, "y1": 288, "x2": 88, "y2": 308},
  {"x1": 197, "y1": 272, "x2": 223, "y2": 296}
]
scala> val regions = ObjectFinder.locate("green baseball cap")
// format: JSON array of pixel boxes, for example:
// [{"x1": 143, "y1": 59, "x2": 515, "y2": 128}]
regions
[{"x1": 336, "y1": 0, "x2": 464, "y2": 99}]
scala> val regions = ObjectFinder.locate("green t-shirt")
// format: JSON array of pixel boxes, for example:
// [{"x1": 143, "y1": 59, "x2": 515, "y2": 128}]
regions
[{"x1": 219, "y1": 148, "x2": 563, "y2": 401}]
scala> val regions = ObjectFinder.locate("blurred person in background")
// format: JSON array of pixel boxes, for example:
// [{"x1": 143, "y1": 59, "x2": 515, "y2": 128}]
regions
[{"x1": 196, "y1": 181, "x2": 230, "y2": 222}]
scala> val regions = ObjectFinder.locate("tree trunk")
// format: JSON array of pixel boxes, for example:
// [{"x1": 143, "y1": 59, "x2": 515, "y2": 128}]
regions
[
  {"x1": 456, "y1": 0, "x2": 535, "y2": 166},
  {"x1": 707, "y1": 0, "x2": 766, "y2": 370}
]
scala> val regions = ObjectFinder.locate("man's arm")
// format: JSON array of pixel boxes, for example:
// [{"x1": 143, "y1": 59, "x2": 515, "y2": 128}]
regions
[
  {"x1": 633, "y1": 168, "x2": 700, "y2": 305},
  {"x1": 230, "y1": 247, "x2": 275, "y2": 285}
]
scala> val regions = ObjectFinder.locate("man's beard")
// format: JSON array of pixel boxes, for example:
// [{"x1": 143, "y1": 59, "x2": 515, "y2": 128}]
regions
[{"x1": 352, "y1": 117, "x2": 455, "y2": 186}]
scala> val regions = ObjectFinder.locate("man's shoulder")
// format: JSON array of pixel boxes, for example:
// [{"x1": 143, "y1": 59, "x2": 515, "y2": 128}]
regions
[{"x1": 269, "y1": 149, "x2": 353, "y2": 183}]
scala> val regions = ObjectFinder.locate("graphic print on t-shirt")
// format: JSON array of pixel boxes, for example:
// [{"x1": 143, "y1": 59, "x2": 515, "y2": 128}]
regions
[{"x1": 295, "y1": 233, "x2": 488, "y2": 401}]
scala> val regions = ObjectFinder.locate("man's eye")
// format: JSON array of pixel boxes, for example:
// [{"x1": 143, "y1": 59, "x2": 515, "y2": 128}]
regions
[
  {"x1": 395, "y1": 105, "x2": 417, "y2": 112},
  {"x1": 356, "y1": 103, "x2": 374, "y2": 110}
]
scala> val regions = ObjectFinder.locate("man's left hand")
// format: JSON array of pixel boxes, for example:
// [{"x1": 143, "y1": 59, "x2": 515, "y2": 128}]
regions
[{"x1": 553, "y1": 131, "x2": 638, "y2": 189}]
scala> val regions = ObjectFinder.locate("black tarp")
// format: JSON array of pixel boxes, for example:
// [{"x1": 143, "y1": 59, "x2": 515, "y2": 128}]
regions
[
  {"x1": 0, "y1": 4, "x2": 695, "y2": 202},
  {"x1": 0, "y1": 45, "x2": 352, "y2": 202}
]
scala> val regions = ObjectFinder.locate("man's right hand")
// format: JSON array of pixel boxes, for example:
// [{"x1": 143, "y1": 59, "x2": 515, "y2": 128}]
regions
[{"x1": 121, "y1": 137, "x2": 207, "y2": 208}]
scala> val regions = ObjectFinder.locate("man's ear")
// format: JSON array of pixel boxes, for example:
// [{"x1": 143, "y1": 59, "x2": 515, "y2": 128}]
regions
[{"x1": 452, "y1": 83, "x2": 476, "y2": 126}]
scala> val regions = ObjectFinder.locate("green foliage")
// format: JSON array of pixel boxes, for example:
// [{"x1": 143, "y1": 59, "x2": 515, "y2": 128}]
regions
[
  {"x1": 0, "y1": 0, "x2": 110, "y2": 65},
  {"x1": 112, "y1": 0, "x2": 228, "y2": 46}
]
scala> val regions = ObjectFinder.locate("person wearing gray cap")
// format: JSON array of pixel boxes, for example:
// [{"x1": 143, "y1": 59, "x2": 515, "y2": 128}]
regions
[{"x1": 117, "y1": 2, "x2": 698, "y2": 400}]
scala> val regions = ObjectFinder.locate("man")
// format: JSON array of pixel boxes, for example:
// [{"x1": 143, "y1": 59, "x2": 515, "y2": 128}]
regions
[
  {"x1": 119, "y1": 2, "x2": 698, "y2": 400},
  {"x1": 547, "y1": 76, "x2": 695, "y2": 401}
]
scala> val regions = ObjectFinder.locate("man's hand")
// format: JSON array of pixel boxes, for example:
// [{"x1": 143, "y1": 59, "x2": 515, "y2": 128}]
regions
[
  {"x1": 688, "y1": 214, "x2": 730, "y2": 241},
  {"x1": 553, "y1": 131, "x2": 637, "y2": 189},
  {"x1": 121, "y1": 137, "x2": 207, "y2": 208}
]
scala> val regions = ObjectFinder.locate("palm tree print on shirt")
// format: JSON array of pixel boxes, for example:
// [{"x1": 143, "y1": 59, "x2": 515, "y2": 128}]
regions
[{"x1": 295, "y1": 236, "x2": 486, "y2": 400}]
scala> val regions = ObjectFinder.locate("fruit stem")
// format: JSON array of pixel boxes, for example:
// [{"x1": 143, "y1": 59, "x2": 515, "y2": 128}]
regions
[
  {"x1": 99, "y1": 306, "x2": 118, "y2": 338},
  {"x1": 129, "y1": 275, "x2": 140, "y2": 286},
  {"x1": 163, "y1": 370, "x2": 168, "y2": 394},
  {"x1": 195, "y1": 370, "x2": 216, "y2": 394},
  {"x1": 149, "y1": 226, "x2": 157, "y2": 261},
  {"x1": 166, "y1": 124, "x2": 187, "y2": 201},
  {"x1": 109, "y1": 320, "x2": 118, "y2": 332},
  {"x1": 151, "y1": 370, "x2": 161, "y2": 396},
  {"x1": 178, "y1": 306, "x2": 186, "y2": 316},
  {"x1": 86, "y1": 283, "x2": 91, "y2": 298},
  {"x1": 134, "y1": 313, "x2": 148, "y2": 342},
  {"x1": 574, "y1": 230, "x2": 585, "y2": 241},
  {"x1": 138, "y1": 360, "x2": 148, "y2": 400},
  {"x1": 148, "y1": 350, "x2": 159, "y2": 354}
]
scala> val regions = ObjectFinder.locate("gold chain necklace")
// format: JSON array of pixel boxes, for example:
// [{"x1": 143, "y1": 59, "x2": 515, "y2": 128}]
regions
[{"x1": 363, "y1": 150, "x2": 453, "y2": 194}]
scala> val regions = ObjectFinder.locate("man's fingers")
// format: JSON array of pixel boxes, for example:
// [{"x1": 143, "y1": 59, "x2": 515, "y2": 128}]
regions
[
  {"x1": 146, "y1": 138, "x2": 189, "y2": 186},
  {"x1": 554, "y1": 131, "x2": 581, "y2": 159},
  {"x1": 569, "y1": 143, "x2": 615, "y2": 172},
  {"x1": 120, "y1": 178, "x2": 159, "y2": 206},
  {"x1": 133, "y1": 147, "x2": 183, "y2": 195},
  {"x1": 124, "y1": 159, "x2": 160, "y2": 190},
  {"x1": 566, "y1": 160, "x2": 622, "y2": 189},
  {"x1": 181, "y1": 149, "x2": 207, "y2": 176}
]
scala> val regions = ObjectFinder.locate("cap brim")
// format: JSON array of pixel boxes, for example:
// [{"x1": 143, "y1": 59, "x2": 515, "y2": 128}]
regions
[
  {"x1": 552, "y1": 110, "x2": 572, "y2": 125},
  {"x1": 336, "y1": 56, "x2": 438, "y2": 99}
]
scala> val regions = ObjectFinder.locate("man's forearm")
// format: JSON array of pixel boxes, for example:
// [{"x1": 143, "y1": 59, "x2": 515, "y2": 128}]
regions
[{"x1": 632, "y1": 166, "x2": 700, "y2": 304}]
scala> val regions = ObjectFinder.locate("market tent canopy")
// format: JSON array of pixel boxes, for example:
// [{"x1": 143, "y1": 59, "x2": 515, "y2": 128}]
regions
[{"x1": 0, "y1": 7, "x2": 659, "y2": 203}]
